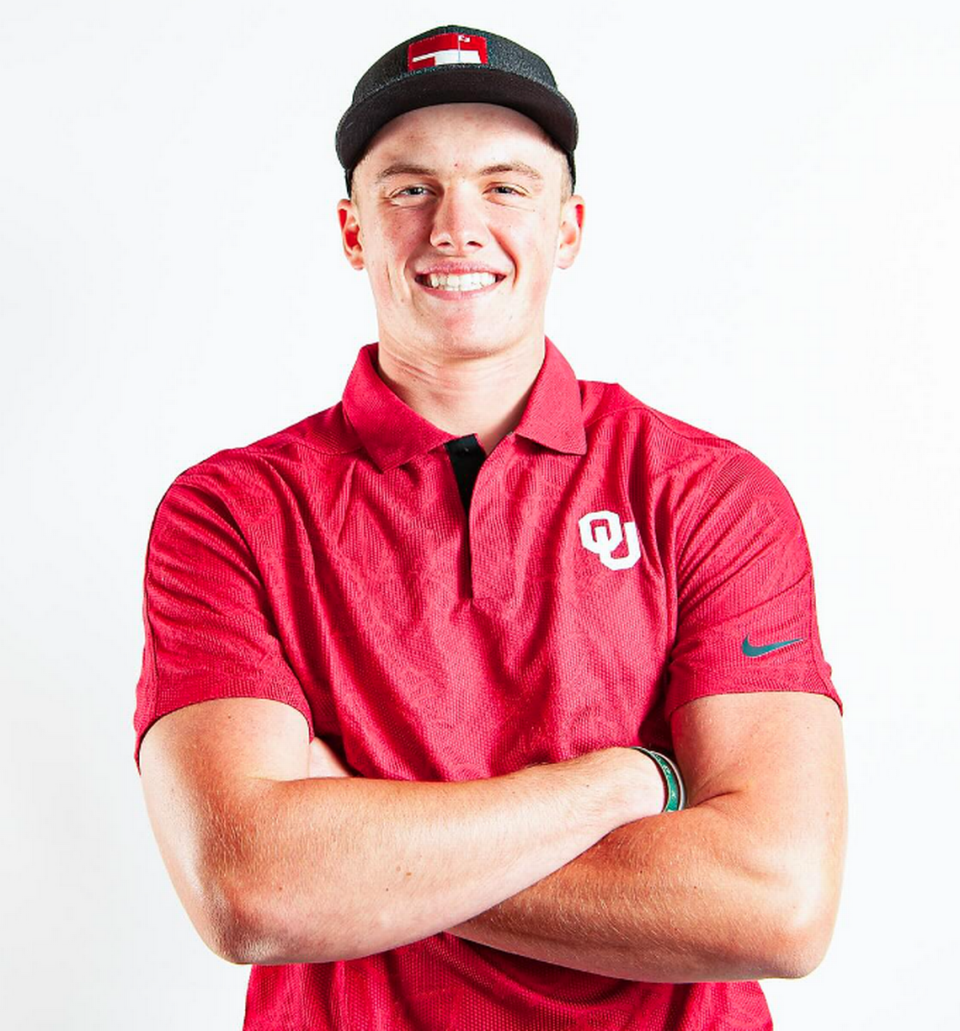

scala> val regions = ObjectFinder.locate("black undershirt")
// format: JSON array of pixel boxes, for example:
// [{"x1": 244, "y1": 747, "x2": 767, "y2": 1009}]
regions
[{"x1": 443, "y1": 434, "x2": 486, "y2": 514}]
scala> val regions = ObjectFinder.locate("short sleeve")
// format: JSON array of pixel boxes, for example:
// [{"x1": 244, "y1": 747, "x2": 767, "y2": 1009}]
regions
[
  {"x1": 132, "y1": 476, "x2": 315, "y2": 773},
  {"x1": 665, "y1": 451, "x2": 842, "y2": 718}
]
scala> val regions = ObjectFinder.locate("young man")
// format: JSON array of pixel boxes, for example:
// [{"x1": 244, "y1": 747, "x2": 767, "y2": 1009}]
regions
[{"x1": 134, "y1": 26, "x2": 846, "y2": 1030}]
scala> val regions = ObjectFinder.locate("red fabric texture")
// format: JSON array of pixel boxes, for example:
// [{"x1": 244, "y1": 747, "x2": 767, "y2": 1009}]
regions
[{"x1": 134, "y1": 337, "x2": 838, "y2": 1029}]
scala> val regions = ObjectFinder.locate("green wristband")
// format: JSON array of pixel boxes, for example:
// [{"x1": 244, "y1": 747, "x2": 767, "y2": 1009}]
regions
[{"x1": 631, "y1": 747, "x2": 686, "y2": 812}]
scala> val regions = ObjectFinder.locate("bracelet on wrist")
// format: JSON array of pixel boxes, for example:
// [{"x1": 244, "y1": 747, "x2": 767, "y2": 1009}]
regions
[{"x1": 630, "y1": 746, "x2": 686, "y2": 812}]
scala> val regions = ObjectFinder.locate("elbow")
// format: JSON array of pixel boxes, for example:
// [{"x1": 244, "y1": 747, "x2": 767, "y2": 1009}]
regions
[
  {"x1": 184, "y1": 860, "x2": 289, "y2": 966},
  {"x1": 758, "y1": 869, "x2": 842, "y2": 979},
  {"x1": 208, "y1": 867, "x2": 387, "y2": 966},
  {"x1": 764, "y1": 917, "x2": 834, "y2": 980},
  {"x1": 153, "y1": 854, "x2": 269, "y2": 966},
  {"x1": 213, "y1": 909, "x2": 280, "y2": 967},
  {"x1": 208, "y1": 871, "x2": 300, "y2": 966},
  {"x1": 729, "y1": 808, "x2": 846, "y2": 981}
]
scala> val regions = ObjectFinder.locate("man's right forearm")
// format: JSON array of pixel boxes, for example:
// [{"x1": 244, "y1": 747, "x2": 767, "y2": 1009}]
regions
[{"x1": 215, "y1": 747, "x2": 662, "y2": 965}]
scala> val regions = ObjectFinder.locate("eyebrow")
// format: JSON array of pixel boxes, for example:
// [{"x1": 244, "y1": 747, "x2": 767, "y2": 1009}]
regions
[
  {"x1": 373, "y1": 163, "x2": 436, "y2": 184},
  {"x1": 477, "y1": 162, "x2": 544, "y2": 182},
  {"x1": 373, "y1": 161, "x2": 546, "y2": 185}
]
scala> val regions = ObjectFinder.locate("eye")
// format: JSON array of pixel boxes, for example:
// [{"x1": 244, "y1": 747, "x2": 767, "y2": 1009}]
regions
[
  {"x1": 489, "y1": 184, "x2": 523, "y2": 196},
  {"x1": 393, "y1": 185, "x2": 431, "y2": 198}
]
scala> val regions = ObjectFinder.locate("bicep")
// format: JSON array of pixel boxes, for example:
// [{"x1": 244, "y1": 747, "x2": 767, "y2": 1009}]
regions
[
  {"x1": 138, "y1": 697, "x2": 312, "y2": 956},
  {"x1": 671, "y1": 690, "x2": 845, "y2": 809}
]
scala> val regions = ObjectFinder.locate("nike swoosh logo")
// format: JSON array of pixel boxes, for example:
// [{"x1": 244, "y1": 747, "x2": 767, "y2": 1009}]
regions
[{"x1": 742, "y1": 635, "x2": 804, "y2": 658}]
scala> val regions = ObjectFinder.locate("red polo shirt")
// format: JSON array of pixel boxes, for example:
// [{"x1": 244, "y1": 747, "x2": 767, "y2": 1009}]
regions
[{"x1": 134, "y1": 337, "x2": 840, "y2": 1030}]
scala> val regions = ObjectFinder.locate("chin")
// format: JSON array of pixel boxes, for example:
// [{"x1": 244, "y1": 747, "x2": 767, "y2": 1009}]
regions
[
  {"x1": 431, "y1": 333, "x2": 519, "y2": 362},
  {"x1": 436, "y1": 331, "x2": 500, "y2": 354},
  {"x1": 425, "y1": 317, "x2": 534, "y2": 360}
]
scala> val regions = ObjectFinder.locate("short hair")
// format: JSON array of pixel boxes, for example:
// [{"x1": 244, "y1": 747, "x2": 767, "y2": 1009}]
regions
[{"x1": 348, "y1": 130, "x2": 574, "y2": 203}]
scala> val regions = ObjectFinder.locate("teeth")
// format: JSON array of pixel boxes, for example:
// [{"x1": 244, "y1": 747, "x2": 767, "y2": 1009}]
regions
[{"x1": 425, "y1": 272, "x2": 497, "y2": 291}]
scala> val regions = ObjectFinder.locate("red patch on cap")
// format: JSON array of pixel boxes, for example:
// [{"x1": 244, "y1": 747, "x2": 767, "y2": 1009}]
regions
[{"x1": 407, "y1": 33, "x2": 489, "y2": 71}]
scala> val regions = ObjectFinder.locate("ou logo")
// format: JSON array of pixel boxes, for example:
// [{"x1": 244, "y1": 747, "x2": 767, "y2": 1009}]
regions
[{"x1": 578, "y1": 510, "x2": 641, "y2": 570}]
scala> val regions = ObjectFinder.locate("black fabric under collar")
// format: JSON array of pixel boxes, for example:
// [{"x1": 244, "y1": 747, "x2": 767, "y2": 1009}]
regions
[{"x1": 444, "y1": 434, "x2": 486, "y2": 514}]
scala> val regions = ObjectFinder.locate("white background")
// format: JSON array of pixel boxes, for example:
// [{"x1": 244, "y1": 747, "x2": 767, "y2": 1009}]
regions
[{"x1": 2, "y1": 1, "x2": 958, "y2": 1027}]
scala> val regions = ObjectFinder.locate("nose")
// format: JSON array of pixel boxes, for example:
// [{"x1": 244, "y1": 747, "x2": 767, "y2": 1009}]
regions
[{"x1": 429, "y1": 185, "x2": 488, "y2": 252}]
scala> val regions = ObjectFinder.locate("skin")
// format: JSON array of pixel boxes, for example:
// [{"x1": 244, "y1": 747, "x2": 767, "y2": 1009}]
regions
[
  {"x1": 140, "y1": 700, "x2": 665, "y2": 967},
  {"x1": 336, "y1": 102, "x2": 584, "y2": 453},
  {"x1": 138, "y1": 100, "x2": 847, "y2": 982},
  {"x1": 308, "y1": 692, "x2": 847, "y2": 981}
]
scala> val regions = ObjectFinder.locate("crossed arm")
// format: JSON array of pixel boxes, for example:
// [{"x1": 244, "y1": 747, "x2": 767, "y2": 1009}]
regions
[
  {"x1": 446, "y1": 691, "x2": 846, "y2": 982},
  {"x1": 139, "y1": 688, "x2": 845, "y2": 982}
]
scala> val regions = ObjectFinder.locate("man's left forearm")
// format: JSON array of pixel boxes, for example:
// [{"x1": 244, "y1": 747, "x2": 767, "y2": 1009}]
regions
[{"x1": 446, "y1": 793, "x2": 841, "y2": 984}]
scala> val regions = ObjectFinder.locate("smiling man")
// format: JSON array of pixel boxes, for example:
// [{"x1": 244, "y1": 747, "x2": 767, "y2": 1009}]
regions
[
  {"x1": 134, "y1": 25, "x2": 846, "y2": 1031},
  {"x1": 337, "y1": 98, "x2": 583, "y2": 453}
]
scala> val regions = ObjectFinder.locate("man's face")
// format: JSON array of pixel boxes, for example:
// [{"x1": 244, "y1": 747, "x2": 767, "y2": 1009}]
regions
[{"x1": 337, "y1": 103, "x2": 584, "y2": 362}]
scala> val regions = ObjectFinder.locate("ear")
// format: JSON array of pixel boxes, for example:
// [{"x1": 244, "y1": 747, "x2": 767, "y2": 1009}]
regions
[
  {"x1": 555, "y1": 193, "x2": 585, "y2": 270},
  {"x1": 337, "y1": 198, "x2": 365, "y2": 270}
]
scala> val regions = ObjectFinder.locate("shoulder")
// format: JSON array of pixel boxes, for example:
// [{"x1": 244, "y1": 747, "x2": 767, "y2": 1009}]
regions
[
  {"x1": 183, "y1": 402, "x2": 359, "y2": 477},
  {"x1": 581, "y1": 378, "x2": 741, "y2": 455},
  {"x1": 174, "y1": 403, "x2": 359, "y2": 487},
  {"x1": 150, "y1": 403, "x2": 361, "y2": 532},
  {"x1": 578, "y1": 377, "x2": 783, "y2": 497}
]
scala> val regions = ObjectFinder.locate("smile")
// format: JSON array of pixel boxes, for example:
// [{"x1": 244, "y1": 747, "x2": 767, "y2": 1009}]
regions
[{"x1": 415, "y1": 272, "x2": 503, "y2": 292}]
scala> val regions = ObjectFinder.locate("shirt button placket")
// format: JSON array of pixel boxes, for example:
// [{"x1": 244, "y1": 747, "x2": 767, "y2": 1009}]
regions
[{"x1": 468, "y1": 445, "x2": 510, "y2": 602}]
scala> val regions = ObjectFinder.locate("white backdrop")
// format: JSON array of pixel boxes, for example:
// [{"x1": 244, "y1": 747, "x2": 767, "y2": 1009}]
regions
[{"x1": 2, "y1": 2, "x2": 958, "y2": 1027}]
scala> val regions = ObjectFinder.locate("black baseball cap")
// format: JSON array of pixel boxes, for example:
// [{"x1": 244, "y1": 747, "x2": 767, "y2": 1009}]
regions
[{"x1": 335, "y1": 26, "x2": 578, "y2": 193}]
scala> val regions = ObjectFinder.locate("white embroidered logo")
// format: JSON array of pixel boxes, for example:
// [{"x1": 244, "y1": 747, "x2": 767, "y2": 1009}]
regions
[{"x1": 578, "y1": 510, "x2": 641, "y2": 570}]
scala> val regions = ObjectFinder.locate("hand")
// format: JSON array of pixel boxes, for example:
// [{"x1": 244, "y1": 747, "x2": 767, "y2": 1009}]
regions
[{"x1": 307, "y1": 737, "x2": 354, "y2": 779}]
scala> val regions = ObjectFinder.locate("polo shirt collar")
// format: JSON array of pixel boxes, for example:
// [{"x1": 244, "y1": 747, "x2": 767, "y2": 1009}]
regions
[
  {"x1": 513, "y1": 337, "x2": 588, "y2": 458},
  {"x1": 341, "y1": 337, "x2": 587, "y2": 472}
]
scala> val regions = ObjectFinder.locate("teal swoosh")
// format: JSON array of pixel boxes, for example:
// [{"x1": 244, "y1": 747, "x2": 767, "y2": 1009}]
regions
[{"x1": 742, "y1": 635, "x2": 803, "y2": 658}]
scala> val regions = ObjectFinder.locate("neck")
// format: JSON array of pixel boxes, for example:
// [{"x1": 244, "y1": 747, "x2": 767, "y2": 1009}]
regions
[{"x1": 374, "y1": 336, "x2": 546, "y2": 454}]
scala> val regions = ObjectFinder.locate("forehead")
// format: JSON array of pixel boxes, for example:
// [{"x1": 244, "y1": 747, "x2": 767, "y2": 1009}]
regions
[{"x1": 357, "y1": 102, "x2": 563, "y2": 179}]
